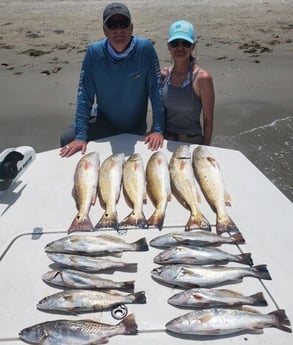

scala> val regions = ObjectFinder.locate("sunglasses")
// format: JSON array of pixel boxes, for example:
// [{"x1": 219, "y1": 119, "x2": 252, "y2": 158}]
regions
[
  {"x1": 169, "y1": 40, "x2": 192, "y2": 48},
  {"x1": 106, "y1": 19, "x2": 130, "y2": 30}
]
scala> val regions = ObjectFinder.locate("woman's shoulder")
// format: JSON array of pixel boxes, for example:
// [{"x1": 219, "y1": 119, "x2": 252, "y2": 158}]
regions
[{"x1": 192, "y1": 65, "x2": 213, "y2": 82}]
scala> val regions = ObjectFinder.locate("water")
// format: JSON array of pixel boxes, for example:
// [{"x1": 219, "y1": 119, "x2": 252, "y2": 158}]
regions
[{"x1": 213, "y1": 116, "x2": 293, "y2": 202}]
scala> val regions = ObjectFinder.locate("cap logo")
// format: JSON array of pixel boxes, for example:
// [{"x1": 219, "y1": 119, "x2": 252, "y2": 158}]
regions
[{"x1": 174, "y1": 23, "x2": 189, "y2": 33}]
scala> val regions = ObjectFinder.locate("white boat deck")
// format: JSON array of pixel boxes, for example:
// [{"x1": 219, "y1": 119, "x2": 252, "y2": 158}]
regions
[{"x1": 0, "y1": 134, "x2": 292, "y2": 344}]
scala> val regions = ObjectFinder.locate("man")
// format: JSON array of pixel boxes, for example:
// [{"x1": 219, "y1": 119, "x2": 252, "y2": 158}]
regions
[{"x1": 60, "y1": 2, "x2": 164, "y2": 157}]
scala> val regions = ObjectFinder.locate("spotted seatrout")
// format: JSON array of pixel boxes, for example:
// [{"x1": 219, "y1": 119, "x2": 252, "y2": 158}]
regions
[
  {"x1": 68, "y1": 152, "x2": 100, "y2": 233},
  {"x1": 95, "y1": 153, "x2": 125, "y2": 230},
  {"x1": 169, "y1": 145, "x2": 210, "y2": 231},
  {"x1": 19, "y1": 313, "x2": 138, "y2": 345},
  {"x1": 120, "y1": 153, "x2": 148, "y2": 228},
  {"x1": 192, "y1": 146, "x2": 239, "y2": 234},
  {"x1": 44, "y1": 234, "x2": 148, "y2": 256},
  {"x1": 166, "y1": 308, "x2": 291, "y2": 336},
  {"x1": 42, "y1": 269, "x2": 135, "y2": 291},
  {"x1": 146, "y1": 151, "x2": 171, "y2": 230},
  {"x1": 168, "y1": 288, "x2": 268, "y2": 308},
  {"x1": 151, "y1": 264, "x2": 271, "y2": 288},
  {"x1": 37, "y1": 289, "x2": 146, "y2": 314},
  {"x1": 153, "y1": 245, "x2": 253, "y2": 266}
]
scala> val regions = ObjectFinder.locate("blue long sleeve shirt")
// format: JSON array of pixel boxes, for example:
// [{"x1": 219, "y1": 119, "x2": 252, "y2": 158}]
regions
[{"x1": 74, "y1": 36, "x2": 164, "y2": 141}]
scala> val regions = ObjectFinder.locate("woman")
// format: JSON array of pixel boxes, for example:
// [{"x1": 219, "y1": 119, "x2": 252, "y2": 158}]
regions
[{"x1": 162, "y1": 20, "x2": 215, "y2": 145}]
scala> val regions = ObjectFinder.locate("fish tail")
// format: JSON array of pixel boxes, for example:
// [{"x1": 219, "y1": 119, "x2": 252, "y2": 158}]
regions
[
  {"x1": 95, "y1": 211, "x2": 118, "y2": 230},
  {"x1": 238, "y1": 253, "x2": 254, "y2": 266},
  {"x1": 67, "y1": 214, "x2": 94, "y2": 233},
  {"x1": 131, "y1": 237, "x2": 149, "y2": 252},
  {"x1": 231, "y1": 232, "x2": 245, "y2": 244},
  {"x1": 216, "y1": 215, "x2": 240, "y2": 234},
  {"x1": 133, "y1": 291, "x2": 147, "y2": 304},
  {"x1": 147, "y1": 210, "x2": 165, "y2": 230},
  {"x1": 249, "y1": 292, "x2": 268, "y2": 306},
  {"x1": 120, "y1": 313, "x2": 138, "y2": 335},
  {"x1": 185, "y1": 213, "x2": 211, "y2": 232},
  {"x1": 119, "y1": 211, "x2": 148, "y2": 229},
  {"x1": 268, "y1": 309, "x2": 292, "y2": 333},
  {"x1": 254, "y1": 264, "x2": 272, "y2": 280},
  {"x1": 121, "y1": 280, "x2": 135, "y2": 291}
]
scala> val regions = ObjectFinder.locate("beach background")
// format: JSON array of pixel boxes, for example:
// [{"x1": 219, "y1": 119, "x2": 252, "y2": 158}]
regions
[{"x1": 0, "y1": 0, "x2": 292, "y2": 201}]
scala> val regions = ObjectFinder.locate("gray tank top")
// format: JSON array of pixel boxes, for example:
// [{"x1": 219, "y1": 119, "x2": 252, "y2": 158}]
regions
[{"x1": 163, "y1": 67, "x2": 202, "y2": 135}]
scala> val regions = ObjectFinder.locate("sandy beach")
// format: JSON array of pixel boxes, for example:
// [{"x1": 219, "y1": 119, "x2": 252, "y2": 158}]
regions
[{"x1": 0, "y1": 0, "x2": 292, "y2": 200}]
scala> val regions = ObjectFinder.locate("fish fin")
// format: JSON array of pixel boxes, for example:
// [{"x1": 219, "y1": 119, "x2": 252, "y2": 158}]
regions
[
  {"x1": 231, "y1": 232, "x2": 245, "y2": 244},
  {"x1": 238, "y1": 253, "x2": 254, "y2": 266},
  {"x1": 91, "y1": 337, "x2": 109, "y2": 344},
  {"x1": 133, "y1": 291, "x2": 147, "y2": 304},
  {"x1": 253, "y1": 264, "x2": 272, "y2": 280},
  {"x1": 167, "y1": 192, "x2": 172, "y2": 202},
  {"x1": 216, "y1": 215, "x2": 239, "y2": 234},
  {"x1": 131, "y1": 237, "x2": 149, "y2": 251},
  {"x1": 121, "y1": 281, "x2": 135, "y2": 291},
  {"x1": 185, "y1": 213, "x2": 211, "y2": 232},
  {"x1": 120, "y1": 313, "x2": 138, "y2": 334},
  {"x1": 268, "y1": 309, "x2": 292, "y2": 333},
  {"x1": 249, "y1": 292, "x2": 268, "y2": 306},
  {"x1": 95, "y1": 211, "x2": 118, "y2": 230},
  {"x1": 68, "y1": 214, "x2": 94, "y2": 233},
  {"x1": 143, "y1": 191, "x2": 148, "y2": 204},
  {"x1": 147, "y1": 210, "x2": 165, "y2": 230},
  {"x1": 224, "y1": 191, "x2": 232, "y2": 206},
  {"x1": 119, "y1": 211, "x2": 148, "y2": 229}
]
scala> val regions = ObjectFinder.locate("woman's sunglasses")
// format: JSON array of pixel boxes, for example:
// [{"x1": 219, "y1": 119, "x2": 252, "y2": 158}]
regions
[
  {"x1": 169, "y1": 40, "x2": 192, "y2": 48},
  {"x1": 106, "y1": 19, "x2": 130, "y2": 30}
]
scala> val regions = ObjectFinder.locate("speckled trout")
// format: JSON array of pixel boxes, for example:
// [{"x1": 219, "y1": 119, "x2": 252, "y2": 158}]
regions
[
  {"x1": 150, "y1": 230, "x2": 245, "y2": 248},
  {"x1": 166, "y1": 308, "x2": 291, "y2": 336},
  {"x1": 151, "y1": 264, "x2": 271, "y2": 288},
  {"x1": 37, "y1": 289, "x2": 146, "y2": 314},
  {"x1": 42, "y1": 269, "x2": 135, "y2": 290},
  {"x1": 44, "y1": 234, "x2": 148, "y2": 255},
  {"x1": 19, "y1": 313, "x2": 138, "y2": 345},
  {"x1": 95, "y1": 153, "x2": 125, "y2": 230},
  {"x1": 168, "y1": 288, "x2": 268, "y2": 308},
  {"x1": 120, "y1": 153, "x2": 148, "y2": 228},
  {"x1": 146, "y1": 151, "x2": 171, "y2": 230},
  {"x1": 169, "y1": 145, "x2": 210, "y2": 231},
  {"x1": 46, "y1": 252, "x2": 137, "y2": 273},
  {"x1": 68, "y1": 152, "x2": 100, "y2": 233},
  {"x1": 153, "y1": 245, "x2": 253, "y2": 266},
  {"x1": 192, "y1": 146, "x2": 239, "y2": 234}
]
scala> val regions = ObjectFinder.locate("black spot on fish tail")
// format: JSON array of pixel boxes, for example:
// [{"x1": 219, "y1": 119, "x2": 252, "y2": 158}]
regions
[
  {"x1": 131, "y1": 237, "x2": 149, "y2": 251},
  {"x1": 120, "y1": 313, "x2": 138, "y2": 334},
  {"x1": 268, "y1": 309, "x2": 292, "y2": 333},
  {"x1": 68, "y1": 214, "x2": 94, "y2": 233},
  {"x1": 121, "y1": 281, "x2": 135, "y2": 291},
  {"x1": 248, "y1": 292, "x2": 268, "y2": 306},
  {"x1": 238, "y1": 253, "x2": 254, "y2": 266},
  {"x1": 94, "y1": 211, "x2": 119, "y2": 230},
  {"x1": 133, "y1": 291, "x2": 147, "y2": 304},
  {"x1": 253, "y1": 264, "x2": 272, "y2": 280},
  {"x1": 119, "y1": 211, "x2": 148, "y2": 229}
]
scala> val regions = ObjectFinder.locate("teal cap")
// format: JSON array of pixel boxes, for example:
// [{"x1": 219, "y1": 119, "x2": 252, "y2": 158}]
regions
[{"x1": 168, "y1": 20, "x2": 195, "y2": 44}]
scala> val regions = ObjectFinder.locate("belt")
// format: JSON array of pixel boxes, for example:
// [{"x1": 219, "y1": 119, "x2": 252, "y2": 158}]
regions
[{"x1": 165, "y1": 131, "x2": 201, "y2": 140}]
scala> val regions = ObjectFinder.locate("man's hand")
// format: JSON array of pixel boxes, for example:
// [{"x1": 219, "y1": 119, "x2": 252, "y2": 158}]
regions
[
  {"x1": 60, "y1": 140, "x2": 87, "y2": 158},
  {"x1": 144, "y1": 132, "x2": 164, "y2": 151}
]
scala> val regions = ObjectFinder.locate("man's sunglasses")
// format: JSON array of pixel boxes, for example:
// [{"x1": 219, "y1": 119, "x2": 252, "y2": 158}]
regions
[
  {"x1": 169, "y1": 40, "x2": 192, "y2": 48},
  {"x1": 106, "y1": 19, "x2": 130, "y2": 30}
]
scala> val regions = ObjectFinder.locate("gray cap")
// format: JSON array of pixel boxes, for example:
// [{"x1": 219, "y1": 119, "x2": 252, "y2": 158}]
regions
[{"x1": 103, "y1": 2, "x2": 131, "y2": 23}]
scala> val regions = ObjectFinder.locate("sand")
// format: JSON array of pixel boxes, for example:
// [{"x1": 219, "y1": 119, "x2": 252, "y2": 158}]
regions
[{"x1": 1, "y1": 0, "x2": 293, "y2": 153}]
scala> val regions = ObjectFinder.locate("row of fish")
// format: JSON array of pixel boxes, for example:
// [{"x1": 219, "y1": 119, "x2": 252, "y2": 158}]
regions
[
  {"x1": 149, "y1": 230, "x2": 291, "y2": 336},
  {"x1": 68, "y1": 144, "x2": 239, "y2": 234},
  {"x1": 19, "y1": 233, "x2": 147, "y2": 344}
]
